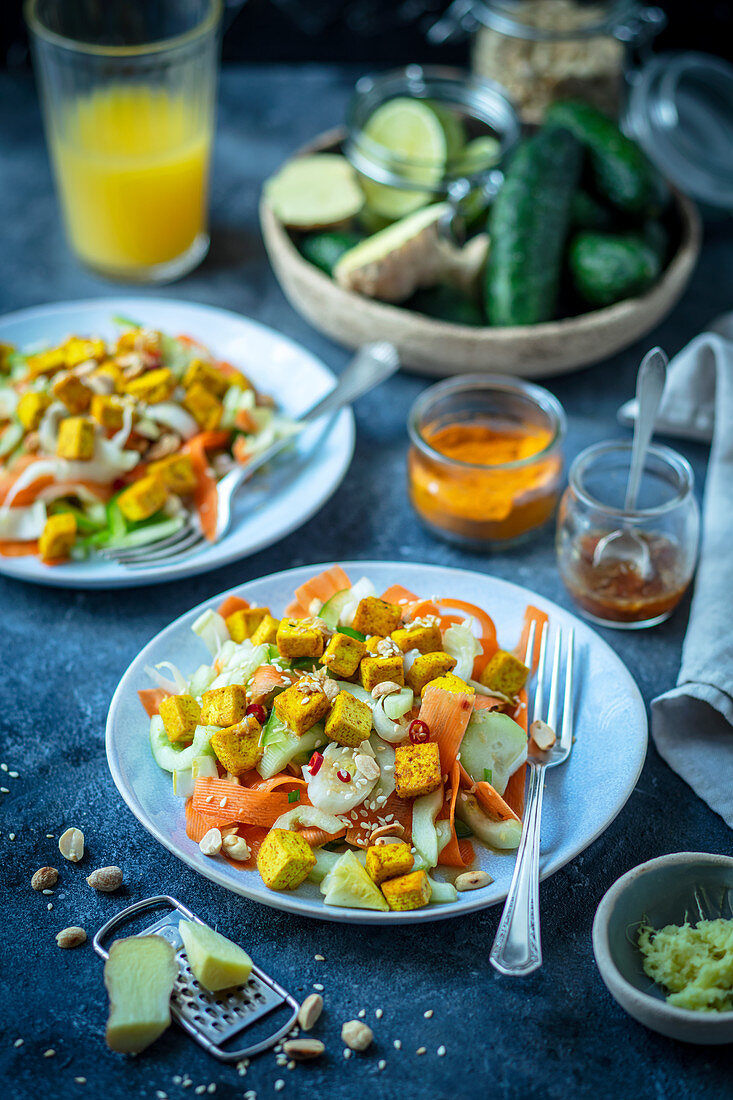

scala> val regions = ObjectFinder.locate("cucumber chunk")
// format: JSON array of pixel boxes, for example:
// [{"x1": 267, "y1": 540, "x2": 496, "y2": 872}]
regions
[{"x1": 569, "y1": 230, "x2": 662, "y2": 307}]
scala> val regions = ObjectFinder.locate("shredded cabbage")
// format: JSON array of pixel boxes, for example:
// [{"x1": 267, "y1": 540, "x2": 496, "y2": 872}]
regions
[
  {"x1": 209, "y1": 642, "x2": 269, "y2": 689},
  {"x1": 0, "y1": 500, "x2": 46, "y2": 539},
  {"x1": 337, "y1": 577, "x2": 377, "y2": 627},
  {"x1": 192, "y1": 609, "x2": 230, "y2": 656},
  {"x1": 443, "y1": 622, "x2": 482, "y2": 681},
  {"x1": 272, "y1": 806, "x2": 343, "y2": 834}
]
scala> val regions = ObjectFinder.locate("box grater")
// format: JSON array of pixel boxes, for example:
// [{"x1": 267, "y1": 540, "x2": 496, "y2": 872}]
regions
[{"x1": 93, "y1": 895, "x2": 299, "y2": 1061}]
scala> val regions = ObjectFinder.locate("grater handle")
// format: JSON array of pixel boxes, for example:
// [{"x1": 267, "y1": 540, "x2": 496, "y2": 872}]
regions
[{"x1": 93, "y1": 895, "x2": 197, "y2": 959}]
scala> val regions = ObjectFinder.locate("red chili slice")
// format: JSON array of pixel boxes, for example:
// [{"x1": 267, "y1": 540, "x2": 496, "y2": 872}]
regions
[
  {"x1": 309, "y1": 752, "x2": 324, "y2": 776},
  {"x1": 408, "y1": 719, "x2": 430, "y2": 744},
  {"x1": 336, "y1": 769, "x2": 351, "y2": 783},
  {"x1": 245, "y1": 703, "x2": 267, "y2": 724}
]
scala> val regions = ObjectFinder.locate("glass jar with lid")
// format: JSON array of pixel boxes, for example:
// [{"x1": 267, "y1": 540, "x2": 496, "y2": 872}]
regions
[{"x1": 429, "y1": 0, "x2": 666, "y2": 123}]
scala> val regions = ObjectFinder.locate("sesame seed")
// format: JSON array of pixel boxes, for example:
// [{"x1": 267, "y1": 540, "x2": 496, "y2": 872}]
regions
[
  {"x1": 46, "y1": 834, "x2": 55, "y2": 838},
  {"x1": 416, "y1": 1047, "x2": 426, "y2": 1055},
  {"x1": 182, "y1": 1080, "x2": 193, "y2": 1088},
  {"x1": 1, "y1": 764, "x2": 7, "y2": 771},
  {"x1": 393, "y1": 1039, "x2": 401, "y2": 1050},
  {"x1": 42, "y1": 889, "x2": 53, "y2": 895},
  {"x1": 287, "y1": 1062, "x2": 295, "y2": 1071},
  {"x1": 75, "y1": 1077, "x2": 87, "y2": 1084},
  {"x1": 375, "y1": 1008, "x2": 383, "y2": 1019},
  {"x1": 313, "y1": 983, "x2": 324, "y2": 991},
  {"x1": 378, "y1": 1060, "x2": 386, "y2": 1071},
  {"x1": 0, "y1": 787, "x2": 8, "y2": 794},
  {"x1": 274, "y1": 1081, "x2": 285, "y2": 1092},
  {"x1": 424, "y1": 1009, "x2": 433, "y2": 1018},
  {"x1": 437, "y1": 1045, "x2": 446, "y2": 1056},
  {"x1": 205, "y1": 795, "x2": 214, "y2": 803},
  {"x1": 207, "y1": 1085, "x2": 216, "y2": 1094},
  {"x1": 157, "y1": 1091, "x2": 168, "y2": 1099},
  {"x1": 9, "y1": 771, "x2": 18, "y2": 779},
  {"x1": 8, "y1": 833, "x2": 15, "y2": 841},
  {"x1": 47, "y1": 903, "x2": 53, "y2": 911},
  {"x1": 343, "y1": 1049, "x2": 351, "y2": 1060},
  {"x1": 173, "y1": 1077, "x2": 182, "y2": 1085},
  {"x1": 314, "y1": 954, "x2": 324, "y2": 961},
  {"x1": 195, "y1": 1087, "x2": 206, "y2": 1095},
  {"x1": 276, "y1": 1055, "x2": 287, "y2": 1066},
  {"x1": 219, "y1": 798, "x2": 228, "y2": 808},
  {"x1": 358, "y1": 1009, "x2": 365, "y2": 1018},
  {"x1": 13, "y1": 1039, "x2": 23, "y2": 1048},
  {"x1": 43, "y1": 1049, "x2": 55, "y2": 1058}
]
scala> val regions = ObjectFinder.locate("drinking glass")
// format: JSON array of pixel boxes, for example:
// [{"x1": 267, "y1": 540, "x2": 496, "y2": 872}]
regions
[{"x1": 25, "y1": 0, "x2": 221, "y2": 283}]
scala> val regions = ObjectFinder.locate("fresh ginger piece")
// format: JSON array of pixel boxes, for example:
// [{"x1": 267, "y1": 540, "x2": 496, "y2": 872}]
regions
[
  {"x1": 104, "y1": 936, "x2": 178, "y2": 1054},
  {"x1": 265, "y1": 154, "x2": 364, "y2": 230},
  {"x1": 179, "y1": 920, "x2": 253, "y2": 992}
]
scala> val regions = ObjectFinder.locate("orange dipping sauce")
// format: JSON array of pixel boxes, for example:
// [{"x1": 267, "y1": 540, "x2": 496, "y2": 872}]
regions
[{"x1": 408, "y1": 417, "x2": 563, "y2": 546}]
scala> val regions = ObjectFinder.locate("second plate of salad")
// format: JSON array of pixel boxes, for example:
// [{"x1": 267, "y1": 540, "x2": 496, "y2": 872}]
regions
[{"x1": 107, "y1": 561, "x2": 647, "y2": 923}]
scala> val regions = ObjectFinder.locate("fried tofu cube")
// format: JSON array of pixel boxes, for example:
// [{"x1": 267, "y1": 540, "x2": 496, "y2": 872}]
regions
[
  {"x1": 117, "y1": 476, "x2": 168, "y2": 522},
  {"x1": 394, "y1": 742, "x2": 442, "y2": 799},
  {"x1": 324, "y1": 691, "x2": 372, "y2": 748},
  {"x1": 425, "y1": 672, "x2": 474, "y2": 696},
  {"x1": 480, "y1": 650, "x2": 530, "y2": 697},
  {"x1": 250, "y1": 613, "x2": 280, "y2": 646},
  {"x1": 226, "y1": 607, "x2": 268, "y2": 643},
  {"x1": 38, "y1": 513, "x2": 76, "y2": 561},
  {"x1": 392, "y1": 621, "x2": 443, "y2": 655},
  {"x1": 183, "y1": 358, "x2": 229, "y2": 399},
  {"x1": 0, "y1": 343, "x2": 15, "y2": 373},
  {"x1": 364, "y1": 635, "x2": 385, "y2": 654},
  {"x1": 200, "y1": 685, "x2": 248, "y2": 727},
  {"x1": 183, "y1": 383, "x2": 223, "y2": 430},
  {"x1": 365, "y1": 841, "x2": 414, "y2": 885},
  {"x1": 52, "y1": 372, "x2": 92, "y2": 414},
  {"x1": 147, "y1": 454, "x2": 197, "y2": 495},
  {"x1": 57, "y1": 416, "x2": 95, "y2": 460},
  {"x1": 257, "y1": 828, "x2": 316, "y2": 891},
  {"x1": 382, "y1": 869, "x2": 432, "y2": 911},
  {"x1": 91, "y1": 362, "x2": 125, "y2": 393},
  {"x1": 159, "y1": 693, "x2": 201, "y2": 743},
  {"x1": 17, "y1": 391, "x2": 52, "y2": 431},
  {"x1": 27, "y1": 347, "x2": 66, "y2": 378},
  {"x1": 211, "y1": 719, "x2": 263, "y2": 775},
  {"x1": 90, "y1": 393, "x2": 125, "y2": 431},
  {"x1": 273, "y1": 683, "x2": 330, "y2": 735},
  {"x1": 405, "y1": 652, "x2": 456, "y2": 696},
  {"x1": 320, "y1": 632, "x2": 366, "y2": 678},
  {"x1": 352, "y1": 597, "x2": 402, "y2": 637},
  {"x1": 276, "y1": 619, "x2": 324, "y2": 661},
  {"x1": 125, "y1": 367, "x2": 176, "y2": 405},
  {"x1": 64, "y1": 337, "x2": 105, "y2": 367},
  {"x1": 359, "y1": 655, "x2": 404, "y2": 692}
]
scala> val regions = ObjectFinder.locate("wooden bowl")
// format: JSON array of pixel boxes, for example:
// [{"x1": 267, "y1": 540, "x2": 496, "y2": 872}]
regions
[{"x1": 260, "y1": 130, "x2": 702, "y2": 379}]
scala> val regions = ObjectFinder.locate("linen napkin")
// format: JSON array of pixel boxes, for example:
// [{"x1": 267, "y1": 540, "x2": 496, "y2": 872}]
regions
[{"x1": 620, "y1": 313, "x2": 733, "y2": 828}]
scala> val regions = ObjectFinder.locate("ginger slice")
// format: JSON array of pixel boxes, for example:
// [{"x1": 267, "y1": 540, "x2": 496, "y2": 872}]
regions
[{"x1": 104, "y1": 936, "x2": 178, "y2": 1054}]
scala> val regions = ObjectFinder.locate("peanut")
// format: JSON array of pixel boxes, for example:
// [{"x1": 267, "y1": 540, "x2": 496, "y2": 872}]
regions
[
  {"x1": 56, "y1": 926, "x2": 87, "y2": 949},
  {"x1": 354, "y1": 754, "x2": 380, "y2": 781},
  {"x1": 455, "y1": 869, "x2": 493, "y2": 892},
  {"x1": 282, "y1": 1038, "x2": 324, "y2": 1061},
  {"x1": 58, "y1": 827, "x2": 84, "y2": 863},
  {"x1": 341, "y1": 1020, "x2": 373, "y2": 1051},
  {"x1": 199, "y1": 828, "x2": 222, "y2": 856},
  {"x1": 222, "y1": 835, "x2": 251, "y2": 862},
  {"x1": 86, "y1": 866, "x2": 123, "y2": 892},
  {"x1": 297, "y1": 993, "x2": 323, "y2": 1031},
  {"x1": 31, "y1": 867, "x2": 59, "y2": 891}
]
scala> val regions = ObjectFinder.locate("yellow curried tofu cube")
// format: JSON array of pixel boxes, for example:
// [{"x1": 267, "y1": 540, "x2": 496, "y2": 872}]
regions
[
  {"x1": 359, "y1": 655, "x2": 404, "y2": 692},
  {"x1": 405, "y1": 652, "x2": 456, "y2": 696},
  {"x1": 147, "y1": 454, "x2": 197, "y2": 495},
  {"x1": 425, "y1": 672, "x2": 474, "y2": 696},
  {"x1": 91, "y1": 362, "x2": 125, "y2": 393},
  {"x1": 26, "y1": 347, "x2": 66, "y2": 378},
  {"x1": 64, "y1": 336, "x2": 105, "y2": 367},
  {"x1": 117, "y1": 476, "x2": 168, "y2": 522},
  {"x1": 480, "y1": 650, "x2": 529, "y2": 697},
  {"x1": 391, "y1": 621, "x2": 443, "y2": 655},
  {"x1": 257, "y1": 828, "x2": 316, "y2": 891},
  {"x1": 90, "y1": 393, "x2": 125, "y2": 431},
  {"x1": 273, "y1": 683, "x2": 330, "y2": 735},
  {"x1": 200, "y1": 685, "x2": 248, "y2": 727},
  {"x1": 352, "y1": 596, "x2": 402, "y2": 638},
  {"x1": 183, "y1": 358, "x2": 230, "y2": 399},
  {"x1": 226, "y1": 607, "x2": 268, "y2": 643},
  {"x1": 276, "y1": 619, "x2": 324, "y2": 661},
  {"x1": 159, "y1": 693, "x2": 201, "y2": 743},
  {"x1": 320, "y1": 632, "x2": 366, "y2": 678},
  {"x1": 364, "y1": 635, "x2": 385, "y2": 654},
  {"x1": 183, "y1": 383, "x2": 223, "y2": 430},
  {"x1": 394, "y1": 742, "x2": 442, "y2": 799},
  {"x1": 382, "y1": 869, "x2": 432, "y2": 911},
  {"x1": 324, "y1": 691, "x2": 372, "y2": 748},
  {"x1": 52, "y1": 372, "x2": 92, "y2": 414},
  {"x1": 17, "y1": 391, "x2": 52, "y2": 431},
  {"x1": 211, "y1": 719, "x2": 263, "y2": 775},
  {"x1": 250, "y1": 613, "x2": 281, "y2": 646},
  {"x1": 38, "y1": 513, "x2": 76, "y2": 561},
  {"x1": 125, "y1": 367, "x2": 176, "y2": 405},
  {"x1": 57, "y1": 416, "x2": 95, "y2": 461},
  {"x1": 365, "y1": 841, "x2": 414, "y2": 885}
]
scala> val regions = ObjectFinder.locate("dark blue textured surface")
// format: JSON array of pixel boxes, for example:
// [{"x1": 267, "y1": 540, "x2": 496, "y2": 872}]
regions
[{"x1": 2, "y1": 66, "x2": 732, "y2": 1100}]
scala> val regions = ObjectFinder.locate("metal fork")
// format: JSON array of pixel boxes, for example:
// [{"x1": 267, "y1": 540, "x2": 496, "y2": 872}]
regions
[
  {"x1": 101, "y1": 341, "x2": 400, "y2": 568},
  {"x1": 490, "y1": 621, "x2": 575, "y2": 977}
]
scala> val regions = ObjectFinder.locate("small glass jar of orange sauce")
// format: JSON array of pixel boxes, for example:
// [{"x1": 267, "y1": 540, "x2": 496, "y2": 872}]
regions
[{"x1": 407, "y1": 375, "x2": 566, "y2": 548}]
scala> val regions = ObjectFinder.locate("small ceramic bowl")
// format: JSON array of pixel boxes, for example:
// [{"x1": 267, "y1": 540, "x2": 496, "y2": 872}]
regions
[{"x1": 592, "y1": 852, "x2": 733, "y2": 1044}]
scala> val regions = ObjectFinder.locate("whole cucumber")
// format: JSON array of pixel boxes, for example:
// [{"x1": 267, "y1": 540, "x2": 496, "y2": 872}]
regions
[
  {"x1": 486, "y1": 125, "x2": 582, "y2": 326},
  {"x1": 569, "y1": 231, "x2": 662, "y2": 307},
  {"x1": 547, "y1": 100, "x2": 660, "y2": 216},
  {"x1": 300, "y1": 231, "x2": 362, "y2": 276}
]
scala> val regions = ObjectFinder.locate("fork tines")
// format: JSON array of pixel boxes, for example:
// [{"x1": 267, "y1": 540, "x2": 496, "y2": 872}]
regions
[{"x1": 524, "y1": 620, "x2": 575, "y2": 750}]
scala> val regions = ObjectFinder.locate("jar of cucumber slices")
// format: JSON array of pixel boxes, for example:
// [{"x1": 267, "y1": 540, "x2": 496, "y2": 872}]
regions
[{"x1": 344, "y1": 65, "x2": 521, "y2": 226}]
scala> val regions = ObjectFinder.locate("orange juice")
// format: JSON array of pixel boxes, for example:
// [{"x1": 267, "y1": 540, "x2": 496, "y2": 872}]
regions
[{"x1": 50, "y1": 85, "x2": 211, "y2": 276}]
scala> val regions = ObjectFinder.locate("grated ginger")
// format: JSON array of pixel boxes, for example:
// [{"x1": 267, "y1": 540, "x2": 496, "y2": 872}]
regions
[{"x1": 638, "y1": 918, "x2": 733, "y2": 1012}]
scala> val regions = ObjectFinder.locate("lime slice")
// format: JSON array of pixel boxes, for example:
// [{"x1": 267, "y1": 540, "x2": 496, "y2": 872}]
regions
[
  {"x1": 359, "y1": 97, "x2": 448, "y2": 222},
  {"x1": 428, "y1": 101, "x2": 467, "y2": 162},
  {"x1": 264, "y1": 154, "x2": 364, "y2": 230}
]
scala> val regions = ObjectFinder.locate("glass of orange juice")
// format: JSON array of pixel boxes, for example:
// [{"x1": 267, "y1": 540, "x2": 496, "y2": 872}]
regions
[{"x1": 25, "y1": 0, "x2": 221, "y2": 283}]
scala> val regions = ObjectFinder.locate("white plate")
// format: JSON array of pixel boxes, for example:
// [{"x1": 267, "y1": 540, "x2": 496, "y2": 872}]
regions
[
  {"x1": 0, "y1": 299, "x2": 354, "y2": 588},
  {"x1": 107, "y1": 561, "x2": 648, "y2": 924}
]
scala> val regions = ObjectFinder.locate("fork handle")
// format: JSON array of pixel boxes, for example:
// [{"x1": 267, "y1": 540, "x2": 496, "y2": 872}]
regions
[{"x1": 489, "y1": 761, "x2": 546, "y2": 977}]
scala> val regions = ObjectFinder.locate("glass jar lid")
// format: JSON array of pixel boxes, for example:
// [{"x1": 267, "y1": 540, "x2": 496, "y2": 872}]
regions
[
  {"x1": 429, "y1": 0, "x2": 665, "y2": 45},
  {"x1": 625, "y1": 52, "x2": 733, "y2": 209}
]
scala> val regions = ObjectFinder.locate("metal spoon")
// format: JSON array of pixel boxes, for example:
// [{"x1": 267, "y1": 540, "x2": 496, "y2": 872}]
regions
[{"x1": 592, "y1": 347, "x2": 668, "y2": 578}]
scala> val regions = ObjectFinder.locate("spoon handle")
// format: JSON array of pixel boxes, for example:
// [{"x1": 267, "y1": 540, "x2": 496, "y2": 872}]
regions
[{"x1": 625, "y1": 347, "x2": 668, "y2": 512}]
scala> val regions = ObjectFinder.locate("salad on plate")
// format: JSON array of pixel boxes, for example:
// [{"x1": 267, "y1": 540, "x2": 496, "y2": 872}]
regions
[
  {"x1": 140, "y1": 565, "x2": 547, "y2": 913},
  {"x1": 0, "y1": 320, "x2": 297, "y2": 564}
]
